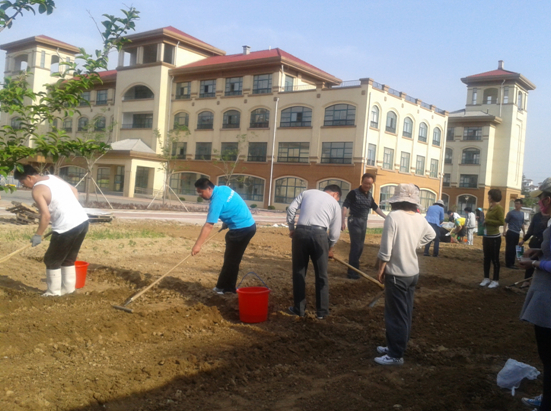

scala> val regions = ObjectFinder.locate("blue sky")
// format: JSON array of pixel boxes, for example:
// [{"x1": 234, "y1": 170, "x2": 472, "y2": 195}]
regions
[{"x1": 1, "y1": 0, "x2": 548, "y2": 183}]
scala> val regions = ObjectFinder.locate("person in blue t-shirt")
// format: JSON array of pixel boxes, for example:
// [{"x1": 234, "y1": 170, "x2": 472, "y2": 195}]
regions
[
  {"x1": 191, "y1": 178, "x2": 256, "y2": 294},
  {"x1": 423, "y1": 200, "x2": 445, "y2": 257}
]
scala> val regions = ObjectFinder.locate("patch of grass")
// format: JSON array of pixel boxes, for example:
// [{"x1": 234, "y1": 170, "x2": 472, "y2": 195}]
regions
[
  {"x1": 0, "y1": 230, "x2": 36, "y2": 242},
  {"x1": 86, "y1": 228, "x2": 166, "y2": 241},
  {"x1": 365, "y1": 228, "x2": 383, "y2": 235}
]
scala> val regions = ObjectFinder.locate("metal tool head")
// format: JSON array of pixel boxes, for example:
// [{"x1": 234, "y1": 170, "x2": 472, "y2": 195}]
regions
[{"x1": 112, "y1": 305, "x2": 133, "y2": 314}]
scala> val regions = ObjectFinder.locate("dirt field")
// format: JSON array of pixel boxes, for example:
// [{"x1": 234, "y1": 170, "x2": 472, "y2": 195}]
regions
[{"x1": 0, "y1": 220, "x2": 543, "y2": 410}]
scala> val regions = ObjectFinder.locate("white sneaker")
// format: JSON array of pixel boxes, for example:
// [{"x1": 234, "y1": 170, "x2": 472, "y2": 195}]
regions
[
  {"x1": 488, "y1": 281, "x2": 499, "y2": 289},
  {"x1": 479, "y1": 278, "x2": 491, "y2": 287},
  {"x1": 377, "y1": 346, "x2": 389, "y2": 354},
  {"x1": 374, "y1": 354, "x2": 403, "y2": 366}
]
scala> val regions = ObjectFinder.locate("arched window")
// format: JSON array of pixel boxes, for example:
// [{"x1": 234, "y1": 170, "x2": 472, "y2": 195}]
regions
[
  {"x1": 63, "y1": 118, "x2": 73, "y2": 132},
  {"x1": 274, "y1": 177, "x2": 307, "y2": 204},
  {"x1": 78, "y1": 117, "x2": 89, "y2": 131},
  {"x1": 517, "y1": 91, "x2": 523, "y2": 110},
  {"x1": 222, "y1": 110, "x2": 240, "y2": 129},
  {"x1": 445, "y1": 148, "x2": 453, "y2": 164},
  {"x1": 385, "y1": 111, "x2": 397, "y2": 133},
  {"x1": 197, "y1": 111, "x2": 214, "y2": 129},
  {"x1": 418, "y1": 123, "x2": 428, "y2": 142},
  {"x1": 94, "y1": 116, "x2": 106, "y2": 131},
  {"x1": 324, "y1": 104, "x2": 355, "y2": 126},
  {"x1": 169, "y1": 172, "x2": 209, "y2": 196},
  {"x1": 457, "y1": 195, "x2": 477, "y2": 216},
  {"x1": 462, "y1": 148, "x2": 480, "y2": 165},
  {"x1": 10, "y1": 117, "x2": 22, "y2": 130},
  {"x1": 123, "y1": 85, "x2": 154, "y2": 100},
  {"x1": 370, "y1": 106, "x2": 379, "y2": 128},
  {"x1": 483, "y1": 88, "x2": 498, "y2": 104},
  {"x1": 419, "y1": 189, "x2": 436, "y2": 212},
  {"x1": 318, "y1": 179, "x2": 351, "y2": 205},
  {"x1": 280, "y1": 106, "x2": 312, "y2": 127},
  {"x1": 173, "y1": 112, "x2": 189, "y2": 129},
  {"x1": 432, "y1": 128, "x2": 441, "y2": 146},
  {"x1": 59, "y1": 166, "x2": 86, "y2": 192},
  {"x1": 218, "y1": 175, "x2": 264, "y2": 202},
  {"x1": 403, "y1": 117, "x2": 413, "y2": 138},
  {"x1": 379, "y1": 185, "x2": 397, "y2": 212},
  {"x1": 250, "y1": 108, "x2": 269, "y2": 128}
]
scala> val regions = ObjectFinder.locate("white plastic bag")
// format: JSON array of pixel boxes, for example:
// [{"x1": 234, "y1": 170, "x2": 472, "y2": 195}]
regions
[{"x1": 497, "y1": 358, "x2": 540, "y2": 396}]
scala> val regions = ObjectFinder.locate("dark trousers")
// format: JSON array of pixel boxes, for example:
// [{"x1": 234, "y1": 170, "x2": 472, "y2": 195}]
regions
[
  {"x1": 292, "y1": 227, "x2": 330, "y2": 317},
  {"x1": 44, "y1": 221, "x2": 89, "y2": 269},
  {"x1": 348, "y1": 216, "x2": 367, "y2": 274},
  {"x1": 216, "y1": 224, "x2": 256, "y2": 292},
  {"x1": 535, "y1": 325, "x2": 551, "y2": 411},
  {"x1": 424, "y1": 223, "x2": 441, "y2": 256},
  {"x1": 384, "y1": 274, "x2": 418, "y2": 359},
  {"x1": 505, "y1": 230, "x2": 520, "y2": 267},
  {"x1": 483, "y1": 236, "x2": 501, "y2": 281}
]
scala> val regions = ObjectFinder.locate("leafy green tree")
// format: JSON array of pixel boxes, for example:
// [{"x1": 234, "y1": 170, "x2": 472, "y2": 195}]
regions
[{"x1": 212, "y1": 133, "x2": 254, "y2": 187}]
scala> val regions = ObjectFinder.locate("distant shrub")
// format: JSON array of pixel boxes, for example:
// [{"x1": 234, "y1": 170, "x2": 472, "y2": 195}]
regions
[
  {"x1": 197, "y1": 197, "x2": 204, "y2": 203},
  {"x1": 250, "y1": 204, "x2": 258, "y2": 208},
  {"x1": 268, "y1": 205, "x2": 276, "y2": 210},
  {"x1": 179, "y1": 197, "x2": 186, "y2": 201}
]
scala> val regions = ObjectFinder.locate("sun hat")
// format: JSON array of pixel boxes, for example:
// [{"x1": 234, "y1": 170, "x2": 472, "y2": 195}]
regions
[
  {"x1": 387, "y1": 183, "x2": 420, "y2": 206},
  {"x1": 435, "y1": 200, "x2": 445, "y2": 206},
  {"x1": 530, "y1": 177, "x2": 551, "y2": 198}
]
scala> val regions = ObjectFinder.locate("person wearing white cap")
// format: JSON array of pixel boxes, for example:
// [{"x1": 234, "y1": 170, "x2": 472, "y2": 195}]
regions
[
  {"x1": 374, "y1": 184, "x2": 435, "y2": 366},
  {"x1": 423, "y1": 199, "x2": 445, "y2": 257}
]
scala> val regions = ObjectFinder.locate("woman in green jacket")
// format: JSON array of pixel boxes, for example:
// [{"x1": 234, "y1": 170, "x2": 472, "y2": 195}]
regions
[{"x1": 480, "y1": 189, "x2": 505, "y2": 288}]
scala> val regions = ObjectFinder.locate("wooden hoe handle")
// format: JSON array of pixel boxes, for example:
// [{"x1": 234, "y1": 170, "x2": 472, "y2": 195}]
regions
[{"x1": 331, "y1": 256, "x2": 384, "y2": 289}]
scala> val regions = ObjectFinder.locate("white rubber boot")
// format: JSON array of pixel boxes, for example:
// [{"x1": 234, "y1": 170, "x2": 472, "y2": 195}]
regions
[
  {"x1": 42, "y1": 269, "x2": 62, "y2": 297},
  {"x1": 61, "y1": 265, "x2": 76, "y2": 295}
]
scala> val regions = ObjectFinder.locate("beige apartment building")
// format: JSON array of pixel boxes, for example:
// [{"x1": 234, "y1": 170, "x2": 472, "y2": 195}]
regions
[{"x1": 4, "y1": 26, "x2": 497, "y2": 212}]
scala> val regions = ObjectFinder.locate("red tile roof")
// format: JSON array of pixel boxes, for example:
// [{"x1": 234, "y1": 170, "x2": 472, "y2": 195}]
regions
[
  {"x1": 97, "y1": 70, "x2": 117, "y2": 81},
  {"x1": 465, "y1": 68, "x2": 518, "y2": 78}
]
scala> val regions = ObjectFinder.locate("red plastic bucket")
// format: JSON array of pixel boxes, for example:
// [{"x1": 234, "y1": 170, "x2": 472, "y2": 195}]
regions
[
  {"x1": 75, "y1": 261, "x2": 89, "y2": 289},
  {"x1": 236, "y1": 286, "x2": 271, "y2": 323}
]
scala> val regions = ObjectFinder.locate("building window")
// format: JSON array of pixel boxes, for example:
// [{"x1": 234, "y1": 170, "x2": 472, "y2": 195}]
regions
[
  {"x1": 125, "y1": 113, "x2": 152, "y2": 129},
  {"x1": 432, "y1": 128, "x2": 441, "y2": 146},
  {"x1": 80, "y1": 91, "x2": 91, "y2": 106},
  {"x1": 318, "y1": 179, "x2": 351, "y2": 206},
  {"x1": 10, "y1": 117, "x2": 22, "y2": 130},
  {"x1": 220, "y1": 142, "x2": 239, "y2": 161},
  {"x1": 225, "y1": 77, "x2": 243, "y2": 96},
  {"x1": 284, "y1": 75, "x2": 294, "y2": 92},
  {"x1": 280, "y1": 106, "x2": 312, "y2": 127},
  {"x1": 248, "y1": 142, "x2": 267, "y2": 162},
  {"x1": 430, "y1": 159, "x2": 438, "y2": 178},
  {"x1": 443, "y1": 173, "x2": 451, "y2": 187},
  {"x1": 199, "y1": 80, "x2": 216, "y2": 98},
  {"x1": 197, "y1": 111, "x2": 214, "y2": 129},
  {"x1": 222, "y1": 110, "x2": 240, "y2": 129},
  {"x1": 471, "y1": 88, "x2": 477, "y2": 105},
  {"x1": 170, "y1": 172, "x2": 208, "y2": 195},
  {"x1": 40, "y1": 50, "x2": 45, "y2": 68},
  {"x1": 459, "y1": 174, "x2": 478, "y2": 188},
  {"x1": 195, "y1": 142, "x2": 212, "y2": 160},
  {"x1": 96, "y1": 90, "x2": 108, "y2": 105},
  {"x1": 176, "y1": 82, "x2": 191, "y2": 99},
  {"x1": 420, "y1": 190, "x2": 436, "y2": 212},
  {"x1": 400, "y1": 152, "x2": 410, "y2": 173},
  {"x1": 447, "y1": 127, "x2": 454, "y2": 141},
  {"x1": 278, "y1": 142, "x2": 309, "y2": 163},
  {"x1": 458, "y1": 195, "x2": 477, "y2": 215},
  {"x1": 114, "y1": 166, "x2": 124, "y2": 192},
  {"x1": 503, "y1": 87, "x2": 509, "y2": 104},
  {"x1": 171, "y1": 142, "x2": 187, "y2": 159},
  {"x1": 403, "y1": 117, "x2": 413, "y2": 138},
  {"x1": 367, "y1": 144, "x2": 376, "y2": 166},
  {"x1": 163, "y1": 44, "x2": 175, "y2": 64},
  {"x1": 250, "y1": 108, "x2": 269, "y2": 128},
  {"x1": 463, "y1": 127, "x2": 482, "y2": 141},
  {"x1": 385, "y1": 111, "x2": 397, "y2": 133},
  {"x1": 78, "y1": 117, "x2": 89, "y2": 131},
  {"x1": 321, "y1": 142, "x2": 353, "y2": 164},
  {"x1": 418, "y1": 123, "x2": 428, "y2": 142},
  {"x1": 142, "y1": 44, "x2": 158, "y2": 64},
  {"x1": 94, "y1": 116, "x2": 106, "y2": 131},
  {"x1": 379, "y1": 185, "x2": 396, "y2": 212},
  {"x1": 382, "y1": 148, "x2": 394, "y2": 170},
  {"x1": 445, "y1": 148, "x2": 453, "y2": 164},
  {"x1": 59, "y1": 166, "x2": 86, "y2": 192},
  {"x1": 63, "y1": 118, "x2": 72, "y2": 132},
  {"x1": 370, "y1": 106, "x2": 379, "y2": 128},
  {"x1": 517, "y1": 91, "x2": 523, "y2": 110},
  {"x1": 219, "y1": 175, "x2": 264, "y2": 201},
  {"x1": 173, "y1": 112, "x2": 189, "y2": 129},
  {"x1": 324, "y1": 104, "x2": 355, "y2": 126},
  {"x1": 483, "y1": 88, "x2": 498, "y2": 104},
  {"x1": 253, "y1": 74, "x2": 272, "y2": 94},
  {"x1": 97, "y1": 167, "x2": 110, "y2": 189},
  {"x1": 274, "y1": 177, "x2": 307, "y2": 204},
  {"x1": 462, "y1": 148, "x2": 480, "y2": 164},
  {"x1": 124, "y1": 85, "x2": 153, "y2": 100},
  {"x1": 415, "y1": 155, "x2": 425, "y2": 176}
]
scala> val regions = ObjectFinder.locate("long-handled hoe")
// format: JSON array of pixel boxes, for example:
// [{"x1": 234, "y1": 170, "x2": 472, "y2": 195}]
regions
[
  {"x1": 0, "y1": 231, "x2": 52, "y2": 264},
  {"x1": 331, "y1": 256, "x2": 385, "y2": 307},
  {"x1": 112, "y1": 227, "x2": 224, "y2": 314}
]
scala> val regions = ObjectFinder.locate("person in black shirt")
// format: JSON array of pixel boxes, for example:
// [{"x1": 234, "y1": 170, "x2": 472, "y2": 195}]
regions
[
  {"x1": 342, "y1": 173, "x2": 386, "y2": 279},
  {"x1": 520, "y1": 211, "x2": 550, "y2": 285}
]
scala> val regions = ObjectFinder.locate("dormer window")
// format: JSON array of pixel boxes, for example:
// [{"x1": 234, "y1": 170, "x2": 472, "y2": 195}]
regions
[
  {"x1": 142, "y1": 44, "x2": 158, "y2": 64},
  {"x1": 124, "y1": 85, "x2": 154, "y2": 101}
]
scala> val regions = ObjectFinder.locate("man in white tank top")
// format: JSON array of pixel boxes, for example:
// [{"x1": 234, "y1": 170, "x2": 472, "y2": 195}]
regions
[{"x1": 15, "y1": 165, "x2": 89, "y2": 296}]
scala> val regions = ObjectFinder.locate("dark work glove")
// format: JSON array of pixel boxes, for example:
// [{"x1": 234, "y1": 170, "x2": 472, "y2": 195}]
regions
[
  {"x1": 31, "y1": 235, "x2": 42, "y2": 247},
  {"x1": 221, "y1": 223, "x2": 229, "y2": 231}
]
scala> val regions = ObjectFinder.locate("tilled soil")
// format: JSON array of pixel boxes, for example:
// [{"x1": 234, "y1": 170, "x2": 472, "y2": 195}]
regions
[{"x1": 0, "y1": 220, "x2": 542, "y2": 410}]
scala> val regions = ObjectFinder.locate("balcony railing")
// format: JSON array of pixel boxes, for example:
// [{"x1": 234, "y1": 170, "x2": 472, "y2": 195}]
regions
[
  {"x1": 462, "y1": 159, "x2": 480, "y2": 165},
  {"x1": 199, "y1": 92, "x2": 215, "y2": 98},
  {"x1": 421, "y1": 102, "x2": 431, "y2": 110},
  {"x1": 121, "y1": 120, "x2": 153, "y2": 129},
  {"x1": 321, "y1": 157, "x2": 352, "y2": 164},
  {"x1": 332, "y1": 80, "x2": 361, "y2": 88},
  {"x1": 222, "y1": 123, "x2": 240, "y2": 129},
  {"x1": 197, "y1": 123, "x2": 213, "y2": 129},
  {"x1": 250, "y1": 122, "x2": 269, "y2": 128},
  {"x1": 372, "y1": 81, "x2": 383, "y2": 90},
  {"x1": 96, "y1": 99, "x2": 108, "y2": 105},
  {"x1": 403, "y1": 131, "x2": 412, "y2": 138},
  {"x1": 282, "y1": 84, "x2": 316, "y2": 92},
  {"x1": 252, "y1": 88, "x2": 271, "y2": 94},
  {"x1": 388, "y1": 88, "x2": 400, "y2": 97},
  {"x1": 175, "y1": 93, "x2": 190, "y2": 100},
  {"x1": 405, "y1": 95, "x2": 417, "y2": 104},
  {"x1": 324, "y1": 119, "x2": 355, "y2": 126},
  {"x1": 280, "y1": 121, "x2": 311, "y2": 127},
  {"x1": 463, "y1": 135, "x2": 481, "y2": 141},
  {"x1": 435, "y1": 108, "x2": 446, "y2": 115},
  {"x1": 225, "y1": 90, "x2": 242, "y2": 96}
]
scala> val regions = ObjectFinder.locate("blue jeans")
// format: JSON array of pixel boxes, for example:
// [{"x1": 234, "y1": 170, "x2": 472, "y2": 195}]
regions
[
  {"x1": 424, "y1": 223, "x2": 440, "y2": 256},
  {"x1": 348, "y1": 216, "x2": 367, "y2": 274}
]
